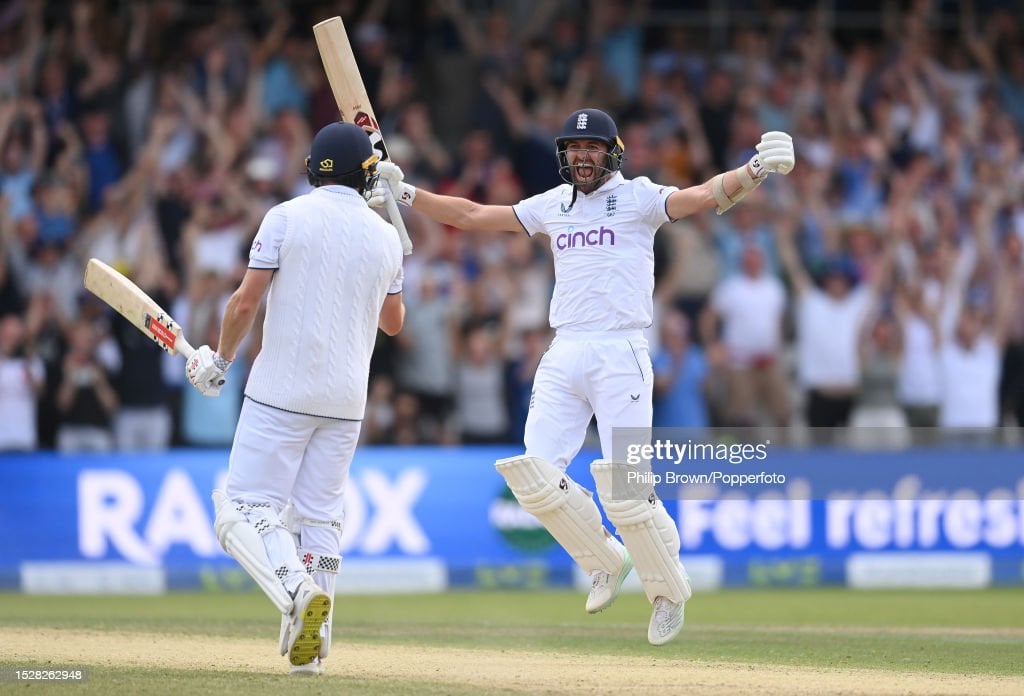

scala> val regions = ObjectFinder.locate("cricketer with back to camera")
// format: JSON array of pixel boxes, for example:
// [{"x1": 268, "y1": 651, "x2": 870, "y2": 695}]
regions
[
  {"x1": 374, "y1": 107, "x2": 795, "y2": 645},
  {"x1": 184, "y1": 121, "x2": 406, "y2": 674}
]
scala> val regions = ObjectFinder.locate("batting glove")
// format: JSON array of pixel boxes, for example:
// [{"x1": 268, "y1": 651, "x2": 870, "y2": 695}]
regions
[
  {"x1": 366, "y1": 181, "x2": 392, "y2": 209},
  {"x1": 186, "y1": 345, "x2": 231, "y2": 397},
  {"x1": 753, "y1": 131, "x2": 795, "y2": 175},
  {"x1": 376, "y1": 161, "x2": 416, "y2": 206}
]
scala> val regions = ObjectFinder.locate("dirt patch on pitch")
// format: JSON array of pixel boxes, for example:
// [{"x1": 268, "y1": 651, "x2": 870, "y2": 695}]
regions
[{"x1": 2, "y1": 628, "x2": 1023, "y2": 695}]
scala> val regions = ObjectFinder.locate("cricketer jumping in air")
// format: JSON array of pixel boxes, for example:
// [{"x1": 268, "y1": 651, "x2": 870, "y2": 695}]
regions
[
  {"x1": 373, "y1": 108, "x2": 795, "y2": 645},
  {"x1": 185, "y1": 122, "x2": 406, "y2": 673}
]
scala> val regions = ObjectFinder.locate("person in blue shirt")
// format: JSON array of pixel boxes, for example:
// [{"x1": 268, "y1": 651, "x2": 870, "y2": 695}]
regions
[{"x1": 652, "y1": 308, "x2": 709, "y2": 430}]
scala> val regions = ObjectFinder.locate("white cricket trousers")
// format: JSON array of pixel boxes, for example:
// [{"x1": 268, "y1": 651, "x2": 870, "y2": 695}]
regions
[
  {"x1": 226, "y1": 398, "x2": 360, "y2": 524},
  {"x1": 525, "y1": 329, "x2": 653, "y2": 471}
]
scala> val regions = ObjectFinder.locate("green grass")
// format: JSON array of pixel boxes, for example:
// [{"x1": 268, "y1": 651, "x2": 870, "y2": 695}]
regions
[{"x1": 1, "y1": 589, "x2": 1022, "y2": 694}]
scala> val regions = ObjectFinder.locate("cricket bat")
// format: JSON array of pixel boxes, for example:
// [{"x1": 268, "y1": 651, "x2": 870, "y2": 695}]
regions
[
  {"x1": 313, "y1": 16, "x2": 413, "y2": 255},
  {"x1": 83, "y1": 258, "x2": 194, "y2": 359}
]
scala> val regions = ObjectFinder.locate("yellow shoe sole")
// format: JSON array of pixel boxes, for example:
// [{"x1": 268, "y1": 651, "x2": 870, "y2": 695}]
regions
[{"x1": 288, "y1": 593, "x2": 332, "y2": 666}]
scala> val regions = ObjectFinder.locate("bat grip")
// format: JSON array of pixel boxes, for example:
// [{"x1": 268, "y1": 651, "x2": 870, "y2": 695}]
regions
[
  {"x1": 385, "y1": 194, "x2": 414, "y2": 255},
  {"x1": 177, "y1": 337, "x2": 196, "y2": 360}
]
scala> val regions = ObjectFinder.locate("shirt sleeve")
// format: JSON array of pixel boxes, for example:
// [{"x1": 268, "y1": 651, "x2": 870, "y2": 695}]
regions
[
  {"x1": 634, "y1": 177, "x2": 678, "y2": 227},
  {"x1": 511, "y1": 190, "x2": 554, "y2": 237},
  {"x1": 388, "y1": 263, "x2": 404, "y2": 295},
  {"x1": 248, "y1": 205, "x2": 288, "y2": 269}
]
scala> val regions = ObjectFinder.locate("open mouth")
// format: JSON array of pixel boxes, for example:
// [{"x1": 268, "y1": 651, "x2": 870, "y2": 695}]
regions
[{"x1": 575, "y1": 164, "x2": 595, "y2": 178}]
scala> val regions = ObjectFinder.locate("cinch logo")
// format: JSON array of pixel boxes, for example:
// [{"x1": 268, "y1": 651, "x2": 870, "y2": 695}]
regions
[{"x1": 555, "y1": 226, "x2": 615, "y2": 250}]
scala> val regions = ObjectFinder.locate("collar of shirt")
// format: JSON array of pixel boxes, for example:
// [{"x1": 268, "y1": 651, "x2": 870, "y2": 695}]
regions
[
  {"x1": 316, "y1": 184, "x2": 366, "y2": 201},
  {"x1": 578, "y1": 172, "x2": 625, "y2": 198}
]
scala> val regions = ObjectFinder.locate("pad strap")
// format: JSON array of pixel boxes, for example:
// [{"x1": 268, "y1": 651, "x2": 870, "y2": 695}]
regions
[{"x1": 298, "y1": 548, "x2": 342, "y2": 575}]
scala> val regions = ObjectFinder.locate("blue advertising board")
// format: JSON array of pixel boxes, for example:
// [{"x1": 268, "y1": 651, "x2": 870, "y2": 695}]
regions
[{"x1": 0, "y1": 446, "x2": 1021, "y2": 591}]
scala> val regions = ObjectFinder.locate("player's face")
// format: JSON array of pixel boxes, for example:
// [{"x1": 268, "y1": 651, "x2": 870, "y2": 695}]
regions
[{"x1": 564, "y1": 139, "x2": 611, "y2": 187}]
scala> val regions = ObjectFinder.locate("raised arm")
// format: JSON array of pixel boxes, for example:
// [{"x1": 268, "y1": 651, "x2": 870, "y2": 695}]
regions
[
  {"x1": 375, "y1": 162, "x2": 526, "y2": 233},
  {"x1": 776, "y1": 215, "x2": 813, "y2": 296},
  {"x1": 992, "y1": 263, "x2": 1016, "y2": 350},
  {"x1": 665, "y1": 131, "x2": 794, "y2": 221}
]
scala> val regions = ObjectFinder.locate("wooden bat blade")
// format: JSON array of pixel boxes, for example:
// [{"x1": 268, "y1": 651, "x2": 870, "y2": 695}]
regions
[
  {"x1": 313, "y1": 16, "x2": 412, "y2": 255},
  {"x1": 83, "y1": 258, "x2": 194, "y2": 358},
  {"x1": 313, "y1": 19, "x2": 368, "y2": 116}
]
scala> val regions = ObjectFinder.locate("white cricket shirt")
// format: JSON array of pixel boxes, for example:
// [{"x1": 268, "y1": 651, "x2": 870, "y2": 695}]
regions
[
  {"x1": 513, "y1": 172, "x2": 676, "y2": 332},
  {"x1": 244, "y1": 185, "x2": 404, "y2": 420}
]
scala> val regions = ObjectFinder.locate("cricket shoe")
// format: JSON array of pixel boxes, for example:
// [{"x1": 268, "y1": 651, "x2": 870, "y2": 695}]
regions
[
  {"x1": 647, "y1": 595, "x2": 685, "y2": 646},
  {"x1": 282, "y1": 607, "x2": 335, "y2": 660},
  {"x1": 286, "y1": 577, "x2": 332, "y2": 666},
  {"x1": 289, "y1": 657, "x2": 324, "y2": 676},
  {"x1": 585, "y1": 550, "x2": 633, "y2": 614}
]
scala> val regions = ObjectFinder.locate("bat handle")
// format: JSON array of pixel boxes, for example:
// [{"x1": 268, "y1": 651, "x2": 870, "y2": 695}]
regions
[
  {"x1": 177, "y1": 336, "x2": 196, "y2": 360},
  {"x1": 385, "y1": 194, "x2": 414, "y2": 255}
]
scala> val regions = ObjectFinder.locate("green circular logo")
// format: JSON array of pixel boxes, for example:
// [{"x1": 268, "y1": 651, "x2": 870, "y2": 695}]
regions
[{"x1": 488, "y1": 486, "x2": 557, "y2": 552}]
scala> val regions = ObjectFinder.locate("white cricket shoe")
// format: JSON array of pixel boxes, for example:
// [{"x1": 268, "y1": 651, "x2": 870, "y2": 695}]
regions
[
  {"x1": 289, "y1": 657, "x2": 324, "y2": 676},
  {"x1": 585, "y1": 550, "x2": 633, "y2": 614},
  {"x1": 319, "y1": 607, "x2": 334, "y2": 659},
  {"x1": 286, "y1": 577, "x2": 332, "y2": 667},
  {"x1": 278, "y1": 613, "x2": 291, "y2": 656},
  {"x1": 647, "y1": 595, "x2": 684, "y2": 645}
]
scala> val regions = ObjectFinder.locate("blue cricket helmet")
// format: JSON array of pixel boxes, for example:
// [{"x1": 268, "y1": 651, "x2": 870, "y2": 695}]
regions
[
  {"x1": 554, "y1": 108, "x2": 625, "y2": 185},
  {"x1": 306, "y1": 122, "x2": 379, "y2": 186}
]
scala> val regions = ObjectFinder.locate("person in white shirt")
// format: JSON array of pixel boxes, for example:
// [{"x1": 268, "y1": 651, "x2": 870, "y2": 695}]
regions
[
  {"x1": 0, "y1": 315, "x2": 45, "y2": 451},
  {"x1": 185, "y1": 123, "x2": 405, "y2": 674},
  {"x1": 373, "y1": 108, "x2": 795, "y2": 645},
  {"x1": 700, "y1": 244, "x2": 789, "y2": 428},
  {"x1": 894, "y1": 282, "x2": 942, "y2": 438},
  {"x1": 778, "y1": 222, "x2": 892, "y2": 444},
  {"x1": 938, "y1": 288, "x2": 1012, "y2": 439}
]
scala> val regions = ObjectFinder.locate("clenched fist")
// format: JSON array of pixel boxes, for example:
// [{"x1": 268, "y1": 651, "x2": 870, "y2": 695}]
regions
[{"x1": 755, "y1": 131, "x2": 795, "y2": 175}]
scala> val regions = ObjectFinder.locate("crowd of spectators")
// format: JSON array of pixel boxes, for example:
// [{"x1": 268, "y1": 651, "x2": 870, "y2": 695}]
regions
[{"x1": 1, "y1": 0, "x2": 1023, "y2": 453}]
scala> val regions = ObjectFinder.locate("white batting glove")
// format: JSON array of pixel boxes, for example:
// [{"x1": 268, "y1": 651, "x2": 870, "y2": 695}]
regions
[
  {"x1": 366, "y1": 181, "x2": 392, "y2": 208},
  {"x1": 185, "y1": 345, "x2": 231, "y2": 397},
  {"x1": 376, "y1": 161, "x2": 416, "y2": 206},
  {"x1": 753, "y1": 131, "x2": 795, "y2": 175}
]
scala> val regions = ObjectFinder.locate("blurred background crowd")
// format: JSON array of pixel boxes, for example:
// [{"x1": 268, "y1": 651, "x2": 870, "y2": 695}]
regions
[{"x1": 1, "y1": 0, "x2": 1023, "y2": 453}]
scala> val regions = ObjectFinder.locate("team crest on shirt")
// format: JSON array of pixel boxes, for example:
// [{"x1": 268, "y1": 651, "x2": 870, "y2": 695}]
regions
[{"x1": 605, "y1": 194, "x2": 617, "y2": 217}]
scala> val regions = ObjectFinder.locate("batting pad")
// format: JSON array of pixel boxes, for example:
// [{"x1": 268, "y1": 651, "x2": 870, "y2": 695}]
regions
[
  {"x1": 591, "y1": 461, "x2": 693, "y2": 604},
  {"x1": 212, "y1": 489, "x2": 294, "y2": 614},
  {"x1": 283, "y1": 504, "x2": 344, "y2": 660},
  {"x1": 495, "y1": 455, "x2": 626, "y2": 574}
]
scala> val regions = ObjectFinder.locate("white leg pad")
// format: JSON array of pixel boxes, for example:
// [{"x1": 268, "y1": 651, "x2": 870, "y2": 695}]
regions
[
  {"x1": 298, "y1": 545, "x2": 341, "y2": 659},
  {"x1": 495, "y1": 455, "x2": 625, "y2": 574},
  {"x1": 591, "y1": 461, "x2": 692, "y2": 604},
  {"x1": 283, "y1": 505, "x2": 344, "y2": 660},
  {"x1": 212, "y1": 489, "x2": 295, "y2": 614}
]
